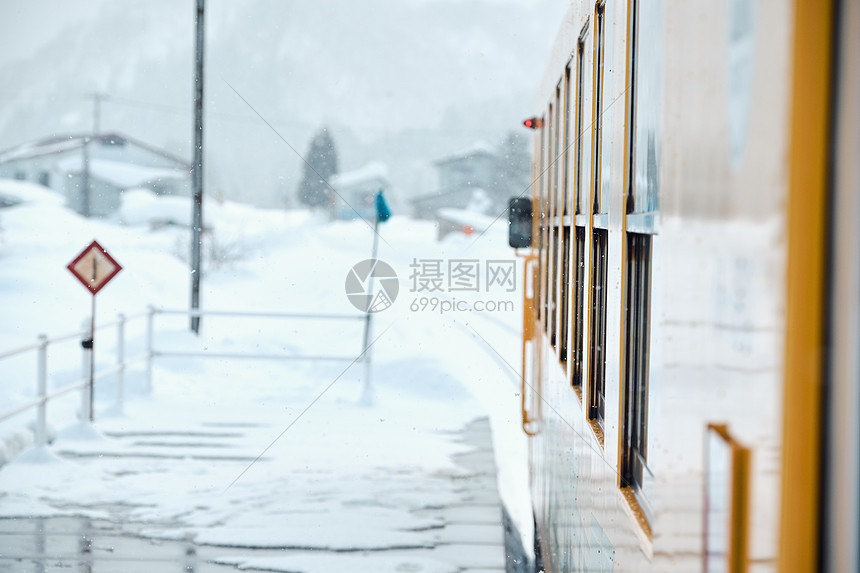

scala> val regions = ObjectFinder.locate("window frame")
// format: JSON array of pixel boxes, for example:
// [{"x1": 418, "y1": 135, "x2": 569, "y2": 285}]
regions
[{"x1": 586, "y1": 0, "x2": 609, "y2": 435}]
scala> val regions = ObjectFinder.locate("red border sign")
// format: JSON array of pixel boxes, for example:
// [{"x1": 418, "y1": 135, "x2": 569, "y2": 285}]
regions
[{"x1": 67, "y1": 240, "x2": 123, "y2": 295}]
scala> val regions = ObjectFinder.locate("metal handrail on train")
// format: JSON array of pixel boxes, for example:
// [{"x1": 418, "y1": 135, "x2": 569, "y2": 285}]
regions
[{"x1": 0, "y1": 306, "x2": 370, "y2": 455}]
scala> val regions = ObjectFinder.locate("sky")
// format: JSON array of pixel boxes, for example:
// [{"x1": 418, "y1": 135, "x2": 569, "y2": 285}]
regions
[{"x1": 0, "y1": 1, "x2": 111, "y2": 65}]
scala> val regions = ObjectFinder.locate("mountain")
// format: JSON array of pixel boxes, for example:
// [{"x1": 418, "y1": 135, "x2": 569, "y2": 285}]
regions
[{"x1": 0, "y1": 0, "x2": 566, "y2": 207}]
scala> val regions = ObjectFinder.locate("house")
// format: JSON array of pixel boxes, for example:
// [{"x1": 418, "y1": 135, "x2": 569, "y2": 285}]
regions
[
  {"x1": 329, "y1": 161, "x2": 391, "y2": 221},
  {"x1": 0, "y1": 133, "x2": 191, "y2": 217},
  {"x1": 410, "y1": 141, "x2": 502, "y2": 220}
]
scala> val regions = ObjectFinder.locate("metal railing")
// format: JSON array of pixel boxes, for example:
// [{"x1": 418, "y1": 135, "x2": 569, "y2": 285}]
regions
[
  {"x1": 0, "y1": 311, "x2": 149, "y2": 448},
  {"x1": 0, "y1": 306, "x2": 371, "y2": 452}
]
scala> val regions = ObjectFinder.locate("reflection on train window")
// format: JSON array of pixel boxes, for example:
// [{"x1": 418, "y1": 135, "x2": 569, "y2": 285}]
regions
[
  {"x1": 592, "y1": 1, "x2": 613, "y2": 223},
  {"x1": 626, "y1": 0, "x2": 662, "y2": 217},
  {"x1": 591, "y1": 3, "x2": 606, "y2": 217}
]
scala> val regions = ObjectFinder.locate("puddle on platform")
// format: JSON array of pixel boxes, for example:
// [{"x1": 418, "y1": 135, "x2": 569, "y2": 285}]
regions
[{"x1": 0, "y1": 516, "x2": 240, "y2": 573}]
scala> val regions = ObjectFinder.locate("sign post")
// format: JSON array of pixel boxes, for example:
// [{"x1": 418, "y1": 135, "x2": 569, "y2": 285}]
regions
[
  {"x1": 360, "y1": 190, "x2": 392, "y2": 405},
  {"x1": 66, "y1": 240, "x2": 122, "y2": 422}
]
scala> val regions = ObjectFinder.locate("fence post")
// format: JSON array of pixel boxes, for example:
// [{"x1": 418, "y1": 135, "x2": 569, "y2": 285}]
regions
[
  {"x1": 116, "y1": 313, "x2": 125, "y2": 410},
  {"x1": 146, "y1": 305, "x2": 154, "y2": 393},
  {"x1": 35, "y1": 335, "x2": 48, "y2": 448},
  {"x1": 80, "y1": 318, "x2": 93, "y2": 421}
]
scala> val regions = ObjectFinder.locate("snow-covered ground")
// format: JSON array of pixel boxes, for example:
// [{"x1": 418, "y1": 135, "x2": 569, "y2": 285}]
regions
[{"x1": 0, "y1": 180, "x2": 531, "y2": 570}]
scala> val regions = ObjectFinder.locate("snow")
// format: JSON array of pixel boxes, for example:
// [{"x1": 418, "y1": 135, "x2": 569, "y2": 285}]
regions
[
  {"x1": 331, "y1": 161, "x2": 390, "y2": 189},
  {"x1": 118, "y1": 187, "x2": 191, "y2": 226},
  {"x1": 0, "y1": 178, "x2": 66, "y2": 207},
  {"x1": 437, "y1": 206, "x2": 497, "y2": 230},
  {"x1": 438, "y1": 140, "x2": 497, "y2": 163},
  {"x1": 0, "y1": 177, "x2": 533, "y2": 568}
]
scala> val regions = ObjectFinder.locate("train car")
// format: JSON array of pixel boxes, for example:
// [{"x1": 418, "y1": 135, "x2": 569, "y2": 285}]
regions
[{"x1": 508, "y1": 0, "x2": 859, "y2": 571}]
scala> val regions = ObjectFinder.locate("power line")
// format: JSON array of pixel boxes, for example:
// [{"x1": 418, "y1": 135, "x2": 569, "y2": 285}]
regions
[{"x1": 96, "y1": 94, "x2": 520, "y2": 136}]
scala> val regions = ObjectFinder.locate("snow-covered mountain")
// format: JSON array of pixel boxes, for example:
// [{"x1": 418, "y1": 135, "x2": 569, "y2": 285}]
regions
[{"x1": 0, "y1": 0, "x2": 566, "y2": 207}]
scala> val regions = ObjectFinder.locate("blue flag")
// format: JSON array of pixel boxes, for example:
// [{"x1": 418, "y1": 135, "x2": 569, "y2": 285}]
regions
[{"x1": 375, "y1": 190, "x2": 392, "y2": 223}]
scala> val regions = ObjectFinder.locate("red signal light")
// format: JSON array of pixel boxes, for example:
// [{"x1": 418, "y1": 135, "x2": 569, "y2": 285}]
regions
[{"x1": 523, "y1": 117, "x2": 543, "y2": 129}]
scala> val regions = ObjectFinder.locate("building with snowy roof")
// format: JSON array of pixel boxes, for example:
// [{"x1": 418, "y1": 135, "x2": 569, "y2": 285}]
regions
[
  {"x1": 0, "y1": 133, "x2": 191, "y2": 217},
  {"x1": 411, "y1": 141, "x2": 501, "y2": 220},
  {"x1": 329, "y1": 161, "x2": 391, "y2": 221}
]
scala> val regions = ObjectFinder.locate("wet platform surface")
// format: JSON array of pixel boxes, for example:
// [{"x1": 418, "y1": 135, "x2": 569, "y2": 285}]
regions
[{"x1": 0, "y1": 418, "x2": 507, "y2": 573}]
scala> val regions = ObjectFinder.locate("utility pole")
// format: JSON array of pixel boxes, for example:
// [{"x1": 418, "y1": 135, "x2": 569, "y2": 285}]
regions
[
  {"x1": 80, "y1": 135, "x2": 91, "y2": 217},
  {"x1": 79, "y1": 92, "x2": 106, "y2": 218},
  {"x1": 190, "y1": 0, "x2": 205, "y2": 334},
  {"x1": 87, "y1": 92, "x2": 108, "y2": 135}
]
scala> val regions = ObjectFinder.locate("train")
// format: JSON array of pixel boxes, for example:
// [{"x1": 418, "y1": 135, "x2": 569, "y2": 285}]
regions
[{"x1": 507, "y1": 1, "x2": 859, "y2": 571}]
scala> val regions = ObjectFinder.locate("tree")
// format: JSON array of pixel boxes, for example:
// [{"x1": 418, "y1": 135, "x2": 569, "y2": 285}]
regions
[{"x1": 297, "y1": 127, "x2": 339, "y2": 209}]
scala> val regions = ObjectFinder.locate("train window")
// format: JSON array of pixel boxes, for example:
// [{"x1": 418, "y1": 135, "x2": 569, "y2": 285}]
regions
[
  {"x1": 620, "y1": 232, "x2": 652, "y2": 496},
  {"x1": 574, "y1": 25, "x2": 588, "y2": 215},
  {"x1": 591, "y1": 1, "x2": 613, "y2": 223},
  {"x1": 620, "y1": 0, "x2": 660, "y2": 524},
  {"x1": 551, "y1": 82, "x2": 567, "y2": 357},
  {"x1": 625, "y1": 0, "x2": 662, "y2": 219},
  {"x1": 551, "y1": 89, "x2": 562, "y2": 349},
  {"x1": 587, "y1": 1, "x2": 609, "y2": 429},
  {"x1": 572, "y1": 227, "x2": 586, "y2": 385},
  {"x1": 572, "y1": 25, "x2": 589, "y2": 388},
  {"x1": 559, "y1": 227, "x2": 570, "y2": 363},
  {"x1": 546, "y1": 101, "x2": 556, "y2": 341},
  {"x1": 562, "y1": 70, "x2": 571, "y2": 218},
  {"x1": 588, "y1": 227, "x2": 608, "y2": 426},
  {"x1": 537, "y1": 118, "x2": 547, "y2": 330},
  {"x1": 591, "y1": 4, "x2": 605, "y2": 216},
  {"x1": 558, "y1": 65, "x2": 573, "y2": 364}
]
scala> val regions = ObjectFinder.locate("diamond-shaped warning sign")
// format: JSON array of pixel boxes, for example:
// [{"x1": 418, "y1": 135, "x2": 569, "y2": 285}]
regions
[{"x1": 67, "y1": 240, "x2": 123, "y2": 295}]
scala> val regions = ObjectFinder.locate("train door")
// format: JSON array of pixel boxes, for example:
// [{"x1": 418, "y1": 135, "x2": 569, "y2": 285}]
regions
[{"x1": 822, "y1": 1, "x2": 860, "y2": 571}]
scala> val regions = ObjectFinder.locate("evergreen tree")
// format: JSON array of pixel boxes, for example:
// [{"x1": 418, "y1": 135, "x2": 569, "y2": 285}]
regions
[{"x1": 297, "y1": 127, "x2": 339, "y2": 208}]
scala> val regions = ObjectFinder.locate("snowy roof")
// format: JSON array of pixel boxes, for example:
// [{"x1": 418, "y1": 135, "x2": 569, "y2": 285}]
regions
[
  {"x1": 331, "y1": 161, "x2": 389, "y2": 189},
  {"x1": 55, "y1": 157, "x2": 189, "y2": 188},
  {"x1": 0, "y1": 132, "x2": 190, "y2": 170},
  {"x1": 435, "y1": 140, "x2": 497, "y2": 165}
]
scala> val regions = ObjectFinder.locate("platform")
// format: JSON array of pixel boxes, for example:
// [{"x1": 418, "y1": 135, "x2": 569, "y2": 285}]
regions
[{"x1": 0, "y1": 416, "x2": 507, "y2": 573}]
